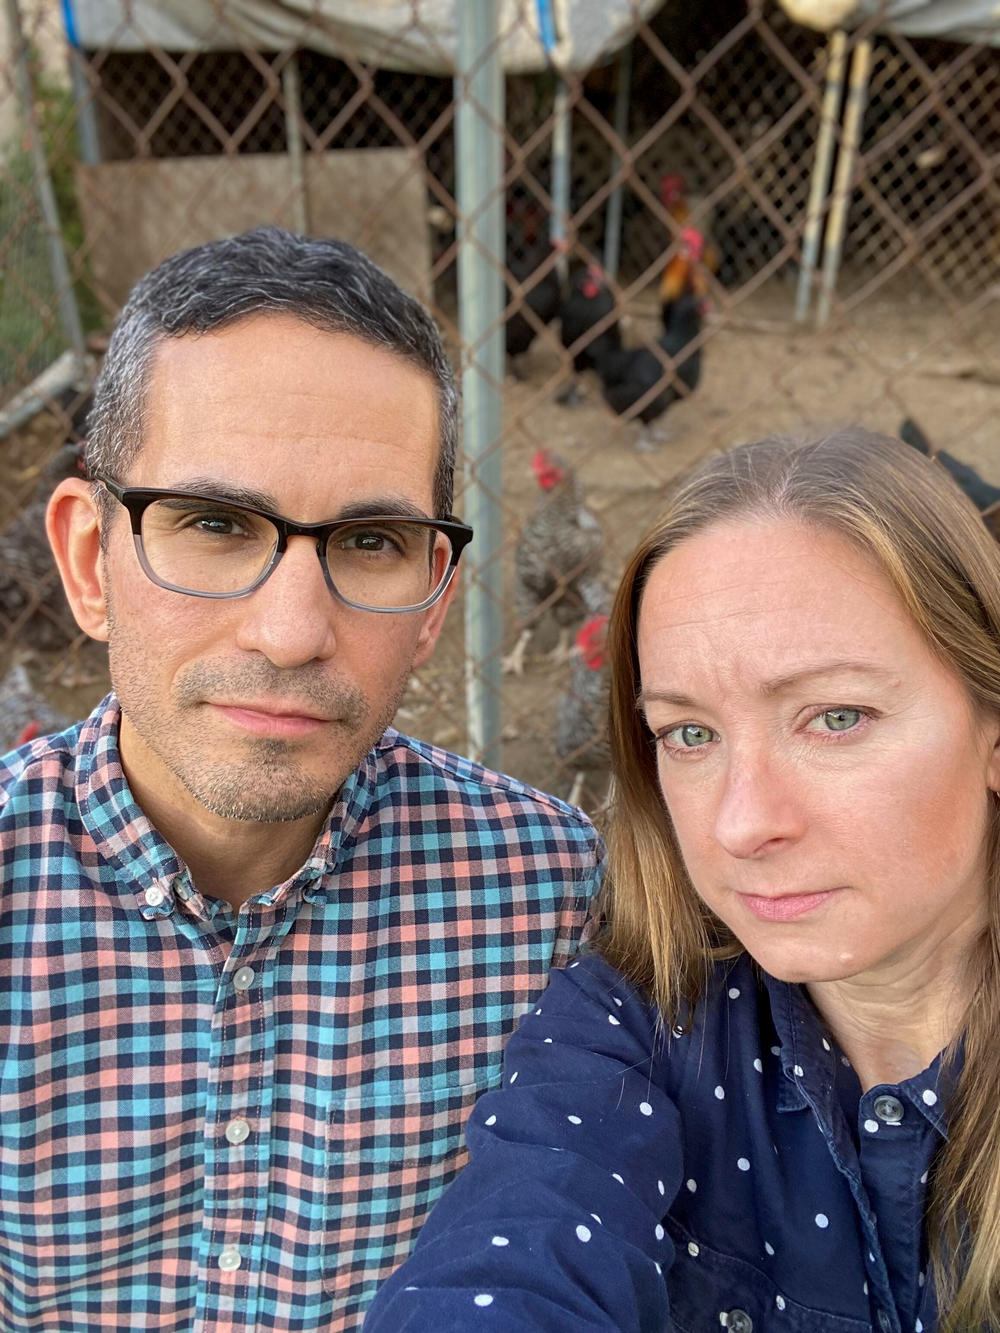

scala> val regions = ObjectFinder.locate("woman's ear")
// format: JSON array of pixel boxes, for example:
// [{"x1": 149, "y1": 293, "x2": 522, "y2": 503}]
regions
[{"x1": 45, "y1": 477, "x2": 111, "y2": 642}]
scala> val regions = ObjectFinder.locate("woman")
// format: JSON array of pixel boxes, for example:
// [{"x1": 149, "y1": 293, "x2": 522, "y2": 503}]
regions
[{"x1": 364, "y1": 428, "x2": 1000, "y2": 1333}]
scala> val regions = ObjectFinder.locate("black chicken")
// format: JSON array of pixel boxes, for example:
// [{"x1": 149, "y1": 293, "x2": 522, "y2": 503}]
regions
[
  {"x1": 505, "y1": 235, "x2": 563, "y2": 375},
  {"x1": 899, "y1": 418, "x2": 1000, "y2": 514},
  {"x1": 557, "y1": 264, "x2": 621, "y2": 404},
  {"x1": 596, "y1": 291, "x2": 703, "y2": 450}
]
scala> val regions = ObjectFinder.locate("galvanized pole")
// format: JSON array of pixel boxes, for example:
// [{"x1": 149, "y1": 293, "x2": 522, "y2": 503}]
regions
[
  {"x1": 603, "y1": 42, "x2": 632, "y2": 281},
  {"x1": 456, "y1": 0, "x2": 505, "y2": 769},
  {"x1": 794, "y1": 29, "x2": 847, "y2": 322},
  {"x1": 282, "y1": 52, "x2": 309, "y2": 234},
  {"x1": 4, "y1": 0, "x2": 85, "y2": 360},
  {"x1": 550, "y1": 76, "x2": 571, "y2": 284},
  {"x1": 817, "y1": 35, "x2": 872, "y2": 327}
]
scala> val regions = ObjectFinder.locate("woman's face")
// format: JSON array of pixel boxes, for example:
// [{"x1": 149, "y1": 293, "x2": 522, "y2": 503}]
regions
[{"x1": 637, "y1": 515, "x2": 1000, "y2": 987}]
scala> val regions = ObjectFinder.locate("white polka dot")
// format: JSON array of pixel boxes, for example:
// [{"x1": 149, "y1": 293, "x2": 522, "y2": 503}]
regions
[
  {"x1": 655, "y1": 1262, "x2": 662, "y2": 1274},
  {"x1": 405, "y1": 1285, "x2": 418, "y2": 1291},
  {"x1": 612, "y1": 1172, "x2": 625, "y2": 1184},
  {"x1": 688, "y1": 1241, "x2": 700, "y2": 1256},
  {"x1": 863, "y1": 1281, "x2": 868, "y2": 1295},
  {"x1": 485, "y1": 1115, "x2": 497, "y2": 1126},
  {"x1": 686, "y1": 1178, "x2": 697, "y2": 1192},
  {"x1": 534, "y1": 1007, "x2": 542, "y2": 1015},
  {"x1": 776, "y1": 1294, "x2": 786, "y2": 1310},
  {"x1": 920, "y1": 1170, "x2": 928, "y2": 1184},
  {"x1": 841, "y1": 1055, "x2": 851, "y2": 1067},
  {"x1": 720, "y1": 1315, "x2": 729, "y2": 1327},
  {"x1": 608, "y1": 1014, "x2": 621, "y2": 1026},
  {"x1": 612, "y1": 995, "x2": 623, "y2": 1006},
  {"x1": 737, "y1": 1157, "x2": 750, "y2": 1171},
  {"x1": 815, "y1": 1213, "x2": 829, "y2": 1229},
  {"x1": 793, "y1": 1064, "x2": 804, "y2": 1077},
  {"x1": 728, "y1": 987, "x2": 740, "y2": 999},
  {"x1": 918, "y1": 1271, "x2": 925, "y2": 1287},
  {"x1": 544, "y1": 1037, "x2": 553, "y2": 1043},
  {"x1": 590, "y1": 1213, "x2": 602, "y2": 1224},
  {"x1": 657, "y1": 1179, "x2": 665, "y2": 1195},
  {"x1": 474, "y1": 1293, "x2": 494, "y2": 1307},
  {"x1": 567, "y1": 1115, "x2": 582, "y2": 1125},
  {"x1": 822, "y1": 1038, "x2": 831, "y2": 1051},
  {"x1": 770, "y1": 1045, "x2": 781, "y2": 1056},
  {"x1": 714, "y1": 1085, "x2": 725, "y2": 1100},
  {"x1": 655, "y1": 1224, "x2": 665, "y2": 1241},
  {"x1": 491, "y1": 1236, "x2": 509, "y2": 1247},
  {"x1": 576, "y1": 1224, "x2": 591, "y2": 1243},
  {"x1": 509, "y1": 1071, "x2": 518, "y2": 1084},
  {"x1": 764, "y1": 1241, "x2": 775, "y2": 1256},
  {"x1": 922, "y1": 1089, "x2": 938, "y2": 1106},
  {"x1": 753, "y1": 1058, "x2": 763, "y2": 1072},
  {"x1": 639, "y1": 1101, "x2": 653, "y2": 1116},
  {"x1": 569, "y1": 960, "x2": 580, "y2": 967},
  {"x1": 864, "y1": 1119, "x2": 879, "y2": 1134},
  {"x1": 916, "y1": 1320, "x2": 923, "y2": 1332}
]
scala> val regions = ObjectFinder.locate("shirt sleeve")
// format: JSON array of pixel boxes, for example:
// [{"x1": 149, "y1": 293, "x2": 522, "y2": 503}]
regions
[{"x1": 362, "y1": 952, "x2": 680, "y2": 1332}]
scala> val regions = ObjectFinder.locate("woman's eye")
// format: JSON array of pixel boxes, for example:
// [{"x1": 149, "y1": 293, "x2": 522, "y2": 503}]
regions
[
  {"x1": 663, "y1": 723, "x2": 716, "y2": 750},
  {"x1": 810, "y1": 707, "x2": 865, "y2": 733}
]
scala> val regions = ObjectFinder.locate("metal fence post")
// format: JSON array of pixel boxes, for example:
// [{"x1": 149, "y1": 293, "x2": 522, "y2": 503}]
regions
[
  {"x1": 456, "y1": 0, "x2": 505, "y2": 769},
  {"x1": 4, "y1": 0, "x2": 86, "y2": 361},
  {"x1": 604, "y1": 41, "x2": 633, "y2": 281}
]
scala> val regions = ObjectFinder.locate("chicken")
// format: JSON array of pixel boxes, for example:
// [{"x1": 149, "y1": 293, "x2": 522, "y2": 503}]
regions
[
  {"x1": 660, "y1": 226, "x2": 710, "y2": 326},
  {"x1": 899, "y1": 418, "x2": 1000, "y2": 516},
  {"x1": 596, "y1": 289, "x2": 704, "y2": 450},
  {"x1": 503, "y1": 448, "x2": 607, "y2": 676},
  {"x1": 555, "y1": 613, "x2": 610, "y2": 807},
  {"x1": 557, "y1": 263, "x2": 622, "y2": 404},
  {"x1": 505, "y1": 233, "x2": 563, "y2": 376},
  {"x1": 659, "y1": 174, "x2": 721, "y2": 283},
  {"x1": 0, "y1": 661, "x2": 73, "y2": 754},
  {"x1": 0, "y1": 442, "x2": 85, "y2": 652}
]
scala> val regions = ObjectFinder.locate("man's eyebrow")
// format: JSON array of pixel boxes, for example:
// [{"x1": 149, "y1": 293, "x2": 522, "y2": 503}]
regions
[
  {"x1": 638, "y1": 661, "x2": 900, "y2": 710},
  {"x1": 163, "y1": 480, "x2": 432, "y2": 522}
]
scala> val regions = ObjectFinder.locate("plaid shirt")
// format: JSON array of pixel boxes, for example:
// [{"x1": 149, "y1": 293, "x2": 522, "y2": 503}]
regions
[{"x1": 0, "y1": 695, "x2": 602, "y2": 1332}]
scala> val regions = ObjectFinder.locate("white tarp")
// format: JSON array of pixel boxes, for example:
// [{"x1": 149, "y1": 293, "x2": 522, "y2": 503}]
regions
[
  {"x1": 64, "y1": 0, "x2": 667, "y2": 71},
  {"x1": 778, "y1": 0, "x2": 1000, "y2": 44}
]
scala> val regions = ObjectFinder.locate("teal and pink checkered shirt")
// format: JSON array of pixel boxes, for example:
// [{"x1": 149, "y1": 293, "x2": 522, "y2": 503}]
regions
[{"x1": 0, "y1": 695, "x2": 602, "y2": 1331}]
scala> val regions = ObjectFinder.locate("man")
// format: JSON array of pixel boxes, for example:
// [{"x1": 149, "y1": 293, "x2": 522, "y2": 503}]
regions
[{"x1": 0, "y1": 228, "x2": 602, "y2": 1332}]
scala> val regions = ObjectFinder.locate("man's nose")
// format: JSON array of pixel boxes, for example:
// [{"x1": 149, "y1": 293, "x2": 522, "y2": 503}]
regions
[
  {"x1": 712, "y1": 746, "x2": 805, "y2": 859},
  {"x1": 233, "y1": 536, "x2": 338, "y2": 667}
]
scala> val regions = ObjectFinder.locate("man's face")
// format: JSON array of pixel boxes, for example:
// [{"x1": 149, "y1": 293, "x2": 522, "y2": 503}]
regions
[{"x1": 95, "y1": 314, "x2": 450, "y2": 824}]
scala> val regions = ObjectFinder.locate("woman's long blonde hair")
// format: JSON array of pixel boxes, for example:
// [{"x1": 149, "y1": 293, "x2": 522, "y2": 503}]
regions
[{"x1": 600, "y1": 427, "x2": 1000, "y2": 1329}]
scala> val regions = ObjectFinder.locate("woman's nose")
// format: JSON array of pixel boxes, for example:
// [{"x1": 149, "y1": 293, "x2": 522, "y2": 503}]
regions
[{"x1": 712, "y1": 748, "x2": 805, "y2": 859}]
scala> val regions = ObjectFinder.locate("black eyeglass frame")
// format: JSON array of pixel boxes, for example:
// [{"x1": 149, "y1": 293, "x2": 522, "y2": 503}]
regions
[{"x1": 96, "y1": 476, "x2": 474, "y2": 614}]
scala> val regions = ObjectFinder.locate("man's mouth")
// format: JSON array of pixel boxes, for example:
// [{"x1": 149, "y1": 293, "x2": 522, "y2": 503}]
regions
[{"x1": 209, "y1": 701, "x2": 333, "y2": 737}]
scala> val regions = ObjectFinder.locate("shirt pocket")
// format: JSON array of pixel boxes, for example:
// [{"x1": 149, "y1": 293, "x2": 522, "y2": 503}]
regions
[
  {"x1": 666, "y1": 1228, "x2": 871, "y2": 1333},
  {"x1": 323, "y1": 1066, "x2": 502, "y2": 1308}
]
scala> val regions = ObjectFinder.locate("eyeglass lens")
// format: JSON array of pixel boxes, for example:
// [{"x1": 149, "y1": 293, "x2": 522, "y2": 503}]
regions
[{"x1": 138, "y1": 496, "x2": 450, "y2": 608}]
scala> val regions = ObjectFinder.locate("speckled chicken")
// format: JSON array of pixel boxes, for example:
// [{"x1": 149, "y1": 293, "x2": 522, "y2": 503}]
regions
[
  {"x1": 503, "y1": 449, "x2": 607, "y2": 676},
  {"x1": 555, "y1": 613, "x2": 610, "y2": 806},
  {"x1": 0, "y1": 443, "x2": 83, "y2": 651},
  {"x1": 0, "y1": 661, "x2": 72, "y2": 754}
]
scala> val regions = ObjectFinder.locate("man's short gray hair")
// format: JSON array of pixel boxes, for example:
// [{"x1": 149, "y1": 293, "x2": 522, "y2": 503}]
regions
[{"x1": 86, "y1": 226, "x2": 459, "y2": 516}]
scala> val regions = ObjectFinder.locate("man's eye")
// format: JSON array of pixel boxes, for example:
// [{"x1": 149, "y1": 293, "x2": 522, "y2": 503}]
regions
[
  {"x1": 190, "y1": 513, "x2": 244, "y2": 535},
  {"x1": 810, "y1": 708, "x2": 865, "y2": 733}
]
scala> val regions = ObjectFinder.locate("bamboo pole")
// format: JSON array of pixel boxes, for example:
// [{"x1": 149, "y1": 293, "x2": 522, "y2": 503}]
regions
[
  {"x1": 795, "y1": 29, "x2": 847, "y2": 322},
  {"x1": 816, "y1": 35, "x2": 872, "y2": 327}
]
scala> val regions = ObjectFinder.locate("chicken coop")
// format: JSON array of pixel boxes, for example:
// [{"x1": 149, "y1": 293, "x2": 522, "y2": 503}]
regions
[{"x1": 1, "y1": 0, "x2": 999, "y2": 810}]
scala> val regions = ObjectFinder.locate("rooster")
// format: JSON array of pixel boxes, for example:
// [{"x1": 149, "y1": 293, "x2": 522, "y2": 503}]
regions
[
  {"x1": 899, "y1": 418, "x2": 1000, "y2": 519},
  {"x1": 596, "y1": 289, "x2": 704, "y2": 450},
  {"x1": 557, "y1": 264, "x2": 622, "y2": 405},
  {"x1": 0, "y1": 661, "x2": 72, "y2": 754},
  {"x1": 555, "y1": 613, "x2": 610, "y2": 807},
  {"x1": 659, "y1": 175, "x2": 721, "y2": 286},
  {"x1": 505, "y1": 234, "x2": 563, "y2": 377},
  {"x1": 503, "y1": 449, "x2": 607, "y2": 676}
]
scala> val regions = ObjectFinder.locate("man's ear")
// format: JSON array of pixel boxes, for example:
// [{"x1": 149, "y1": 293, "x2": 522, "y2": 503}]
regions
[
  {"x1": 411, "y1": 567, "x2": 459, "y2": 669},
  {"x1": 45, "y1": 477, "x2": 111, "y2": 642}
]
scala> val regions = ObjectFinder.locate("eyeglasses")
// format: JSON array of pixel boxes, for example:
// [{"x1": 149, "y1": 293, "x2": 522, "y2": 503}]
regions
[{"x1": 96, "y1": 477, "x2": 474, "y2": 614}]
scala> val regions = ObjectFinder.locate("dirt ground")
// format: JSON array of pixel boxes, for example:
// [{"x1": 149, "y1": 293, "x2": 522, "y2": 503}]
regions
[{"x1": 3, "y1": 272, "x2": 999, "y2": 815}]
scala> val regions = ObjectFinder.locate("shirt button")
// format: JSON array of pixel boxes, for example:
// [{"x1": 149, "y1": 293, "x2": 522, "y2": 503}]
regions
[
  {"x1": 725, "y1": 1311, "x2": 753, "y2": 1333},
  {"x1": 225, "y1": 1118, "x2": 251, "y2": 1145},
  {"x1": 873, "y1": 1095, "x2": 905, "y2": 1125},
  {"x1": 218, "y1": 1245, "x2": 242, "y2": 1272},
  {"x1": 143, "y1": 886, "x2": 166, "y2": 907},
  {"x1": 233, "y1": 967, "x2": 256, "y2": 992}
]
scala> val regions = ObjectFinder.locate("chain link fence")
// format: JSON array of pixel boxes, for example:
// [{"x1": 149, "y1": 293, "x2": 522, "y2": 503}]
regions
[{"x1": 1, "y1": 0, "x2": 998, "y2": 807}]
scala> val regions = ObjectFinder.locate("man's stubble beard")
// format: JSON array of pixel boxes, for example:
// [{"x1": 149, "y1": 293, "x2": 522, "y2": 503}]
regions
[{"x1": 103, "y1": 579, "x2": 407, "y2": 823}]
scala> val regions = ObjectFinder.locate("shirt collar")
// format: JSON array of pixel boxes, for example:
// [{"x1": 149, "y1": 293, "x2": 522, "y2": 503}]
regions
[{"x1": 75, "y1": 692, "x2": 381, "y2": 914}]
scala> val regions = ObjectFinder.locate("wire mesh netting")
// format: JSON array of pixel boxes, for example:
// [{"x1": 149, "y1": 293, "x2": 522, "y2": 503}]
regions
[{"x1": 1, "y1": 0, "x2": 998, "y2": 808}]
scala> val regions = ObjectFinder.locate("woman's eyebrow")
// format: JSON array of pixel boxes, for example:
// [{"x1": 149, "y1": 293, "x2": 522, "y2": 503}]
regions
[{"x1": 639, "y1": 661, "x2": 899, "y2": 710}]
